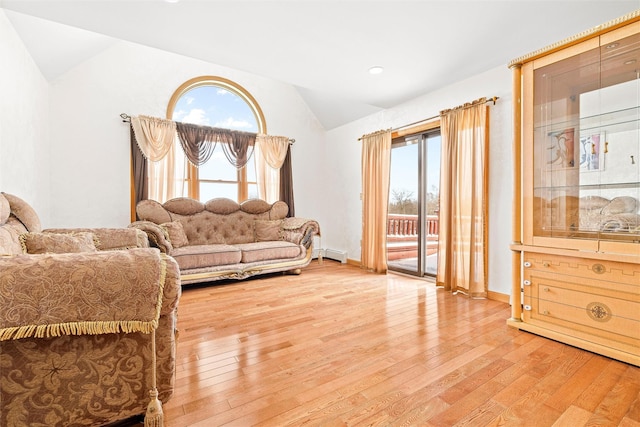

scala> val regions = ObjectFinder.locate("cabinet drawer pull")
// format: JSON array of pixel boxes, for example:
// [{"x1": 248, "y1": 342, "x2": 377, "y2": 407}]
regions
[
  {"x1": 523, "y1": 280, "x2": 531, "y2": 286},
  {"x1": 543, "y1": 310, "x2": 550, "y2": 315},
  {"x1": 543, "y1": 287, "x2": 549, "y2": 292},
  {"x1": 543, "y1": 262, "x2": 550, "y2": 267},
  {"x1": 523, "y1": 261, "x2": 531, "y2": 268},
  {"x1": 524, "y1": 305, "x2": 532, "y2": 311}
]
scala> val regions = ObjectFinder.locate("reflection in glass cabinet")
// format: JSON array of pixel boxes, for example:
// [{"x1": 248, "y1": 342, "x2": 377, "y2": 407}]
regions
[{"x1": 532, "y1": 30, "x2": 640, "y2": 244}]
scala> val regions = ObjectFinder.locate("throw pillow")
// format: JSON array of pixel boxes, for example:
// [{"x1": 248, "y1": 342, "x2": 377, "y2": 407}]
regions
[
  {"x1": 254, "y1": 219, "x2": 284, "y2": 242},
  {"x1": 1, "y1": 192, "x2": 42, "y2": 232},
  {"x1": 0, "y1": 193, "x2": 10, "y2": 225},
  {"x1": 161, "y1": 221, "x2": 189, "y2": 248},
  {"x1": 20, "y1": 232, "x2": 97, "y2": 254}
]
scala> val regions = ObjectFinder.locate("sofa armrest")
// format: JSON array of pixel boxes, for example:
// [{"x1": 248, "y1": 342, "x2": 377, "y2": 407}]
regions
[
  {"x1": 0, "y1": 248, "x2": 181, "y2": 340},
  {"x1": 129, "y1": 221, "x2": 173, "y2": 254},
  {"x1": 43, "y1": 227, "x2": 150, "y2": 250},
  {"x1": 282, "y1": 217, "x2": 320, "y2": 248}
]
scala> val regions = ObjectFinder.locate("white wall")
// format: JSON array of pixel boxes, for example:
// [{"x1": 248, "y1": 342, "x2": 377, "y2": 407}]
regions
[
  {"x1": 48, "y1": 40, "x2": 325, "y2": 228},
  {"x1": 325, "y1": 66, "x2": 514, "y2": 296},
  {"x1": 0, "y1": 10, "x2": 50, "y2": 223}
]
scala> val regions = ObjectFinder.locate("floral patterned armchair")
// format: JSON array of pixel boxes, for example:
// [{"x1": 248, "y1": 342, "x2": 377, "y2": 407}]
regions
[{"x1": 0, "y1": 192, "x2": 181, "y2": 427}]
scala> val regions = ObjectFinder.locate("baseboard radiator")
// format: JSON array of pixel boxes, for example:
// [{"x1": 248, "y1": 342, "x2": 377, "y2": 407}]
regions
[{"x1": 317, "y1": 248, "x2": 347, "y2": 263}]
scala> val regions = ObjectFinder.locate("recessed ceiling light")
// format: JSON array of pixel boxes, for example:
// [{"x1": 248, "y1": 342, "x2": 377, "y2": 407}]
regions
[
  {"x1": 368, "y1": 66, "x2": 384, "y2": 75},
  {"x1": 165, "y1": 0, "x2": 180, "y2": 3}
]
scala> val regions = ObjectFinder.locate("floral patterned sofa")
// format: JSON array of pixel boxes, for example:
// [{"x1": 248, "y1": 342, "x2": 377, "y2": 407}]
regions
[
  {"x1": 130, "y1": 197, "x2": 320, "y2": 285},
  {"x1": 0, "y1": 192, "x2": 181, "y2": 427}
]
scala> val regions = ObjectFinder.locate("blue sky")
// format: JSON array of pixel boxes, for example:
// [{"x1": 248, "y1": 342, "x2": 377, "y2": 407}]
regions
[
  {"x1": 172, "y1": 85, "x2": 256, "y2": 131},
  {"x1": 389, "y1": 137, "x2": 441, "y2": 202}
]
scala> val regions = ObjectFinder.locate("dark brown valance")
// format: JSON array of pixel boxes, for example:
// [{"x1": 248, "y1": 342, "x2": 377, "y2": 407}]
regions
[
  {"x1": 176, "y1": 122, "x2": 222, "y2": 166},
  {"x1": 175, "y1": 122, "x2": 256, "y2": 168},
  {"x1": 220, "y1": 129, "x2": 256, "y2": 169}
]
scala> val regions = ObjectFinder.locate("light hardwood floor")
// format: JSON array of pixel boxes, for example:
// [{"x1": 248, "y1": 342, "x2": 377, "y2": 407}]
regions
[{"x1": 158, "y1": 260, "x2": 639, "y2": 426}]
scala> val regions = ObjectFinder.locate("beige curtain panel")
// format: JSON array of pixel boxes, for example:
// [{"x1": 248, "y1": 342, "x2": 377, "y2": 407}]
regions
[
  {"x1": 256, "y1": 134, "x2": 289, "y2": 169},
  {"x1": 148, "y1": 143, "x2": 187, "y2": 204},
  {"x1": 131, "y1": 115, "x2": 176, "y2": 162},
  {"x1": 131, "y1": 115, "x2": 184, "y2": 204},
  {"x1": 437, "y1": 98, "x2": 489, "y2": 297},
  {"x1": 255, "y1": 134, "x2": 290, "y2": 203},
  {"x1": 361, "y1": 129, "x2": 391, "y2": 274}
]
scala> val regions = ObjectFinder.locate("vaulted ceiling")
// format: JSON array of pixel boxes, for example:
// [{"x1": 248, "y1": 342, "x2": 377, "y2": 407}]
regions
[{"x1": 2, "y1": 1, "x2": 639, "y2": 129}]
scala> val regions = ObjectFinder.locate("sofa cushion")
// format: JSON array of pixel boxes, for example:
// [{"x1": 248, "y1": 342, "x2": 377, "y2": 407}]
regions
[
  {"x1": 269, "y1": 201, "x2": 289, "y2": 220},
  {"x1": 242, "y1": 199, "x2": 273, "y2": 215},
  {"x1": 1, "y1": 192, "x2": 41, "y2": 232},
  {"x1": 137, "y1": 199, "x2": 172, "y2": 224},
  {"x1": 0, "y1": 217, "x2": 28, "y2": 256},
  {"x1": 20, "y1": 232, "x2": 97, "y2": 254},
  {"x1": 236, "y1": 241, "x2": 303, "y2": 263},
  {"x1": 45, "y1": 227, "x2": 149, "y2": 251},
  {"x1": 0, "y1": 193, "x2": 9, "y2": 225},
  {"x1": 165, "y1": 197, "x2": 205, "y2": 216},
  {"x1": 205, "y1": 198, "x2": 240, "y2": 215},
  {"x1": 254, "y1": 219, "x2": 284, "y2": 242},
  {"x1": 170, "y1": 244, "x2": 241, "y2": 270},
  {"x1": 0, "y1": 228, "x2": 20, "y2": 256},
  {"x1": 161, "y1": 221, "x2": 189, "y2": 248}
]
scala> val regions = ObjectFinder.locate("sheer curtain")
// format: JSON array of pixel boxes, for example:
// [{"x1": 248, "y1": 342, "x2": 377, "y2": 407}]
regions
[
  {"x1": 361, "y1": 130, "x2": 391, "y2": 273},
  {"x1": 131, "y1": 115, "x2": 185, "y2": 203},
  {"x1": 436, "y1": 98, "x2": 489, "y2": 297},
  {"x1": 255, "y1": 134, "x2": 289, "y2": 204}
]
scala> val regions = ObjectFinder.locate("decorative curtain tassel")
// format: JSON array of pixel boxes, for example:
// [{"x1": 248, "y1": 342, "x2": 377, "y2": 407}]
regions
[{"x1": 144, "y1": 388, "x2": 164, "y2": 427}]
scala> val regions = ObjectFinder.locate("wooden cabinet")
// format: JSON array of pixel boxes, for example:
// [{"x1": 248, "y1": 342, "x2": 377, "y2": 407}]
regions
[{"x1": 509, "y1": 11, "x2": 640, "y2": 366}]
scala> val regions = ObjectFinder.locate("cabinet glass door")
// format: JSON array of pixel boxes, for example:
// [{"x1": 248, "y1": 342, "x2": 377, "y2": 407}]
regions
[{"x1": 532, "y1": 31, "x2": 640, "y2": 247}]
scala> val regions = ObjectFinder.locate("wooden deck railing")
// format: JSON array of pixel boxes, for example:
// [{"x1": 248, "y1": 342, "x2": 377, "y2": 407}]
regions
[
  {"x1": 387, "y1": 214, "x2": 439, "y2": 237},
  {"x1": 387, "y1": 214, "x2": 439, "y2": 260}
]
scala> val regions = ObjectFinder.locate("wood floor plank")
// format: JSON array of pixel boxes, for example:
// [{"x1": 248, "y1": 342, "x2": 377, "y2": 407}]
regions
[
  {"x1": 587, "y1": 365, "x2": 640, "y2": 425},
  {"x1": 551, "y1": 405, "x2": 593, "y2": 427},
  {"x1": 575, "y1": 359, "x2": 629, "y2": 413},
  {"x1": 147, "y1": 261, "x2": 640, "y2": 426},
  {"x1": 545, "y1": 354, "x2": 613, "y2": 413}
]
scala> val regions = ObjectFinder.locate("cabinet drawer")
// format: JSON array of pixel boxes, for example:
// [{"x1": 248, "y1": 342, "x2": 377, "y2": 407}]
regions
[
  {"x1": 523, "y1": 253, "x2": 640, "y2": 289},
  {"x1": 523, "y1": 274, "x2": 640, "y2": 350}
]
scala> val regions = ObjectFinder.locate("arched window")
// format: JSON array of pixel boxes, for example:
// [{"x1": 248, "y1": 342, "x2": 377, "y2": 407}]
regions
[{"x1": 166, "y1": 76, "x2": 266, "y2": 202}]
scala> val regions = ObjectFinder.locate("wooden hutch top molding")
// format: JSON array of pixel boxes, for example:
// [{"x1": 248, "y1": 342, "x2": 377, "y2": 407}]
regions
[{"x1": 508, "y1": 9, "x2": 640, "y2": 68}]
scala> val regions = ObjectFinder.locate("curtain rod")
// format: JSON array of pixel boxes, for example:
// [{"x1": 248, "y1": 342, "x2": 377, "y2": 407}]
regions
[
  {"x1": 119, "y1": 113, "x2": 296, "y2": 144},
  {"x1": 358, "y1": 96, "x2": 499, "y2": 141}
]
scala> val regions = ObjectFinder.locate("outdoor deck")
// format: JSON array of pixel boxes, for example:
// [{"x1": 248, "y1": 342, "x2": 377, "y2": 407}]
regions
[{"x1": 386, "y1": 214, "x2": 438, "y2": 274}]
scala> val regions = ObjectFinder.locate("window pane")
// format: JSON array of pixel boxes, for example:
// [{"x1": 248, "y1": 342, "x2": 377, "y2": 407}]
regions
[
  {"x1": 248, "y1": 183, "x2": 259, "y2": 199},
  {"x1": 246, "y1": 154, "x2": 257, "y2": 183},
  {"x1": 198, "y1": 147, "x2": 238, "y2": 181},
  {"x1": 172, "y1": 85, "x2": 258, "y2": 132},
  {"x1": 168, "y1": 77, "x2": 263, "y2": 203},
  {"x1": 200, "y1": 183, "x2": 238, "y2": 201}
]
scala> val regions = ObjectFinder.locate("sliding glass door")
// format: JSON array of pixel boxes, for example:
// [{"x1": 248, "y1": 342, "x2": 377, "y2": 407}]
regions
[{"x1": 387, "y1": 130, "x2": 441, "y2": 277}]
